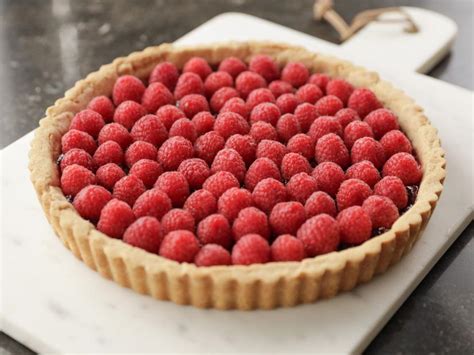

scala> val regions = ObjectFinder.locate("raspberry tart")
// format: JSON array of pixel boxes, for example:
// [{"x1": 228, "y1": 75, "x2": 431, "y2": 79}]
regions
[{"x1": 29, "y1": 42, "x2": 445, "y2": 309}]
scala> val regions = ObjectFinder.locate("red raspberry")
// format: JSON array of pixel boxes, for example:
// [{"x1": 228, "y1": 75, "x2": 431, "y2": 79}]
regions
[
  {"x1": 113, "y1": 175, "x2": 146, "y2": 206},
  {"x1": 281, "y1": 62, "x2": 309, "y2": 87},
  {"x1": 132, "y1": 188, "x2": 172, "y2": 219},
  {"x1": 214, "y1": 112, "x2": 250, "y2": 140},
  {"x1": 335, "y1": 108, "x2": 360, "y2": 128},
  {"x1": 337, "y1": 206, "x2": 372, "y2": 245},
  {"x1": 281, "y1": 152, "x2": 311, "y2": 180},
  {"x1": 60, "y1": 148, "x2": 93, "y2": 171},
  {"x1": 178, "y1": 94, "x2": 209, "y2": 118},
  {"x1": 192, "y1": 111, "x2": 215, "y2": 136},
  {"x1": 276, "y1": 113, "x2": 300, "y2": 142},
  {"x1": 245, "y1": 157, "x2": 281, "y2": 191},
  {"x1": 270, "y1": 201, "x2": 306, "y2": 235},
  {"x1": 336, "y1": 178, "x2": 372, "y2": 211},
  {"x1": 61, "y1": 129, "x2": 96, "y2": 155},
  {"x1": 220, "y1": 97, "x2": 250, "y2": 118},
  {"x1": 184, "y1": 189, "x2": 217, "y2": 222},
  {"x1": 296, "y1": 84, "x2": 323, "y2": 104},
  {"x1": 383, "y1": 152, "x2": 422, "y2": 185},
  {"x1": 362, "y1": 195, "x2": 399, "y2": 229},
  {"x1": 287, "y1": 172, "x2": 318, "y2": 204},
  {"x1": 268, "y1": 80, "x2": 294, "y2": 97},
  {"x1": 315, "y1": 133, "x2": 350, "y2": 168},
  {"x1": 87, "y1": 96, "x2": 115, "y2": 123},
  {"x1": 297, "y1": 214, "x2": 340, "y2": 256},
  {"x1": 113, "y1": 100, "x2": 147, "y2": 130},
  {"x1": 294, "y1": 103, "x2": 319, "y2": 132},
  {"x1": 124, "y1": 217, "x2": 163, "y2": 253},
  {"x1": 286, "y1": 133, "x2": 313, "y2": 160},
  {"x1": 311, "y1": 162, "x2": 346, "y2": 197},
  {"x1": 271, "y1": 234, "x2": 306, "y2": 262},
  {"x1": 155, "y1": 171, "x2": 190, "y2": 207},
  {"x1": 346, "y1": 160, "x2": 380, "y2": 188},
  {"x1": 211, "y1": 148, "x2": 246, "y2": 183},
  {"x1": 112, "y1": 75, "x2": 145, "y2": 105},
  {"x1": 204, "y1": 71, "x2": 233, "y2": 97},
  {"x1": 351, "y1": 137, "x2": 386, "y2": 169},
  {"x1": 169, "y1": 118, "x2": 197, "y2": 143},
  {"x1": 218, "y1": 56, "x2": 247, "y2": 78},
  {"x1": 276, "y1": 93, "x2": 300, "y2": 114},
  {"x1": 98, "y1": 123, "x2": 132, "y2": 150},
  {"x1": 218, "y1": 187, "x2": 253, "y2": 221},
  {"x1": 314, "y1": 95, "x2": 343, "y2": 116},
  {"x1": 174, "y1": 72, "x2": 204, "y2": 100},
  {"x1": 93, "y1": 141, "x2": 123, "y2": 167},
  {"x1": 157, "y1": 136, "x2": 194, "y2": 170},
  {"x1": 308, "y1": 73, "x2": 330, "y2": 91},
  {"x1": 252, "y1": 178, "x2": 287, "y2": 213},
  {"x1": 364, "y1": 108, "x2": 399, "y2": 139},
  {"x1": 61, "y1": 164, "x2": 96, "y2": 197},
  {"x1": 73, "y1": 185, "x2": 112, "y2": 221},
  {"x1": 305, "y1": 191, "x2": 337, "y2": 217},
  {"x1": 308, "y1": 116, "x2": 343, "y2": 143},
  {"x1": 159, "y1": 230, "x2": 200, "y2": 263},
  {"x1": 194, "y1": 131, "x2": 225, "y2": 164},
  {"x1": 197, "y1": 213, "x2": 231, "y2": 248},
  {"x1": 249, "y1": 102, "x2": 281, "y2": 126},
  {"x1": 326, "y1": 79, "x2": 354, "y2": 105},
  {"x1": 249, "y1": 54, "x2": 279, "y2": 82},
  {"x1": 183, "y1": 57, "x2": 212, "y2": 80},
  {"x1": 235, "y1": 71, "x2": 267, "y2": 99},
  {"x1": 129, "y1": 159, "x2": 162, "y2": 188},
  {"x1": 344, "y1": 120, "x2": 374, "y2": 148},
  {"x1": 225, "y1": 134, "x2": 257, "y2": 166},
  {"x1": 232, "y1": 233, "x2": 271, "y2": 265},
  {"x1": 178, "y1": 158, "x2": 210, "y2": 189},
  {"x1": 125, "y1": 141, "x2": 157, "y2": 167},
  {"x1": 256, "y1": 139, "x2": 287, "y2": 166},
  {"x1": 149, "y1": 61, "x2": 179, "y2": 90},
  {"x1": 380, "y1": 130, "x2": 412, "y2": 157},
  {"x1": 161, "y1": 208, "x2": 195, "y2": 235},
  {"x1": 97, "y1": 199, "x2": 135, "y2": 239},
  {"x1": 246, "y1": 88, "x2": 275, "y2": 110},
  {"x1": 232, "y1": 207, "x2": 270, "y2": 241},
  {"x1": 210, "y1": 87, "x2": 240, "y2": 112},
  {"x1": 70, "y1": 109, "x2": 105, "y2": 139},
  {"x1": 348, "y1": 88, "x2": 382, "y2": 118},
  {"x1": 96, "y1": 163, "x2": 126, "y2": 190},
  {"x1": 203, "y1": 172, "x2": 239, "y2": 199},
  {"x1": 130, "y1": 114, "x2": 168, "y2": 146},
  {"x1": 374, "y1": 176, "x2": 408, "y2": 209},
  {"x1": 195, "y1": 244, "x2": 232, "y2": 266},
  {"x1": 249, "y1": 121, "x2": 278, "y2": 143},
  {"x1": 156, "y1": 104, "x2": 186, "y2": 130},
  {"x1": 141, "y1": 82, "x2": 175, "y2": 113}
]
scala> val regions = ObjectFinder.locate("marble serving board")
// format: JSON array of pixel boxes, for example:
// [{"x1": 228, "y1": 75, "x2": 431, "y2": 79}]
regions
[{"x1": 1, "y1": 11, "x2": 473, "y2": 355}]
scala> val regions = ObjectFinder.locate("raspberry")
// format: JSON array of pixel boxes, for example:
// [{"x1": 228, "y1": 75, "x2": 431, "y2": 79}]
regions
[
  {"x1": 308, "y1": 73, "x2": 330, "y2": 91},
  {"x1": 380, "y1": 130, "x2": 412, "y2": 157},
  {"x1": 87, "y1": 96, "x2": 115, "y2": 123},
  {"x1": 195, "y1": 244, "x2": 232, "y2": 266},
  {"x1": 183, "y1": 57, "x2": 212, "y2": 80},
  {"x1": 276, "y1": 93, "x2": 300, "y2": 114},
  {"x1": 214, "y1": 112, "x2": 249, "y2": 139},
  {"x1": 218, "y1": 187, "x2": 253, "y2": 221},
  {"x1": 149, "y1": 61, "x2": 179, "y2": 90},
  {"x1": 124, "y1": 217, "x2": 163, "y2": 253},
  {"x1": 191, "y1": 111, "x2": 215, "y2": 136},
  {"x1": 155, "y1": 171, "x2": 190, "y2": 207},
  {"x1": 382, "y1": 152, "x2": 422, "y2": 185},
  {"x1": 362, "y1": 195, "x2": 399, "y2": 229},
  {"x1": 270, "y1": 201, "x2": 306, "y2": 235},
  {"x1": 364, "y1": 108, "x2": 399, "y2": 139},
  {"x1": 277, "y1": 113, "x2": 300, "y2": 142},
  {"x1": 130, "y1": 114, "x2": 168, "y2": 146},
  {"x1": 374, "y1": 176, "x2": 408, "y2": 209},
  {"x1": 297, "y1": 214, "x2": 340, "y2": 256},
  {"x1": 184, "y1": 189, "x2": 217, "y2": 222},
  {"x1": 335, "y1": 108, "x2": 360, "y2": 128},
  {"x1": 98, "y1": 123, "x2": 132, "y2": 150},
  {"x1": 271, "y1": 234, "x2": 306, "y2": 262},
  {"x1": 220, "y1": 97, "x2": 250, "y2": 118},
  {"x1": 197, "y1": 213, "x2": 232, "y2": 248},
  {"x1": 60, "y1": 148, "x2": 93, "y2": 171},
  {"x1": 174, "y1": 72, "x2": 204, "y2": 100},
  {"x1": 194, "y1": 131, "x2": 225, "y2": 164},
  {"x1": 93, "y1": 141, "x2": 123, "y2": 167},
  {"x1": 337, "y1": 206, "x2": 372, "y2": 245},
  {"x1": 232, "y1": 207, "x2": 270, "y2": 241},
  {"x1": 326, "y1": 79, "x2": 354, "y2": 105},
  {"x1": 344, "y1": 120, "x2": 374, "y2": 148},
  {"x1": 211, "y1": 148, "x2": 246, "y2": 182},
  {"x1": 346, "y1": 160, "x2": 380, "y2": 188},
  {"x1": 249, "y1": 102, "x2": 280, "y2": 126},
  {"x1": 252, "y1": 178, "x2": 287, "y2": 213},
  {"x1": 281, "y1": 62, "x2": 309, "y2": 87},
  {"x1": 113, "y1": 101, "x2": 147, "y2": 130},
  {"x1": 73, "y1": 185, "x2": 112, "y2": 222},
  {"x1": 305, "y1": 191, "x2": 337, "y2": 217},
  {"x1": 210, "y1": 87, "x2": 240, "y2": 112},
  {"x1": 129, "y1": 159, "x2": 162, "y2": 188},
  {"x1": 308, "y1": 116, "x2": 343, "y2": 143},
  {"x1": 281, "y1": 152, "x2": 311, "y2": 180},
  {"x1": 231, "y1": 234, "x2": 270, "y2": 265},
  {"x1": 311, "y1": 162, "x2": 346, "y2": 197},
  {"x1": 336, "y1": 178, "x2": 372, "y2": 211},
  {"x1": 348, "y1": 88, "x2": 382, "y2": 118},
  {"x1": 249, "y1": 121, "x2": 278, "y2": 143},
  {"x1": 286, "y1": 133, "x2": 313, "y2": 160},
  {"x1": 249, "y1": 54, "x2": 279, "y2": 82},
  {"x1": 294, "y1": 103, "x2": 318, "y2": 132},
  {"x1": 245, "y1": 157, "x2": 281, "y2": 191},
  {"x1": 314, "y1": 95, "x2": 343, "y2": 116},
  {"x1": 218, "y1": 56, "x2": 247, "y2": 78},
  {"x1": 97, "y1": 199, "x2": 135, "y2": 239},
  {"x1": 113, "y1": 175, "x2": 146, "y2": 206},
  {"x1": 351, "y1": 137, "x2": 386, "y2": 169},
  {"x1": 61, "y1": 164, "x2": 96, "y2": 197},
  {"x1": 177, "y1": 158, "x2": 210, "y2": 189},
  {"x1": 287, "y1": 172, "x2": 318, "y2": 204},
  {"x1": 112, "y1": 75, "x2": 145, "y2": 105},
  {"x1": 125, "y1": 141, "x2": 157, "y2": 167},
  {"x1": 225, "y1": 134, "x2": 257, "y2": 166},
  {"x1": 204, "y1": 71, "x2": 233, "y2": 97},
  {"x1": 178, "y1": 94, "x2": 209, "y2": 118},
  {"x1": 235, "y1": 71, "x2": 267, "y2": 99},
  {"x1": 157, "y1": 136, "x2": 194, "y2": 170},
  {"x1": 141, "y1": 82, "x2": 175, "y2": 113},
  {"x1": 246, "y1": 88, "x2": 275, "y2": 110},
  {"x1": 159, "y1": 230, "x2": 200, "y2": 263},
  {"x1": 70, "y1": 109, "x2": 105, "y2": 139},
  {"x1": 132, "y1": 188, "x2": 172, "y2": 219},
  {"x1": 156, "y1": 104, "x2": 185, "y2": 130},
  {"x1": 61, "y1": 129, "x2": 96, "y2": 155},
  {"x1": 268, "y1": 80, "x2": 294, "y2": 97},
  {"x1": 161, "y1": 208, "x2": 195, "y2": 235},
  {"x1": 203, "y1": 172, "x2": 239, "y2": 199},
  {"x1": 169, "y1": 118, "x2": 197, "y2": 143},
  {"x1": 256, "y1": 138, "x2": 287, "y2": 165},
  {"x1": 315, "y1": 133, "x2": 350, "y2": 168},
  {"x1": 296, "y1": 84, "x2": 323, "y2": 104},
  {"x1": 96, "y1": 163, "x2": 126, "y2": 190}
]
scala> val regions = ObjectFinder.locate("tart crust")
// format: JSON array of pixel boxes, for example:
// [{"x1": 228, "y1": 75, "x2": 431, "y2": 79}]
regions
[{"x1": 29, "y1": 42, "x2": 445, "y2": 310}]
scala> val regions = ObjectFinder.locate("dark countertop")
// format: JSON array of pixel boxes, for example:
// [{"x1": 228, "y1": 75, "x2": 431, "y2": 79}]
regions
[{"x1": 1, "y1": 0, "x2": 472, "y2": 353}]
